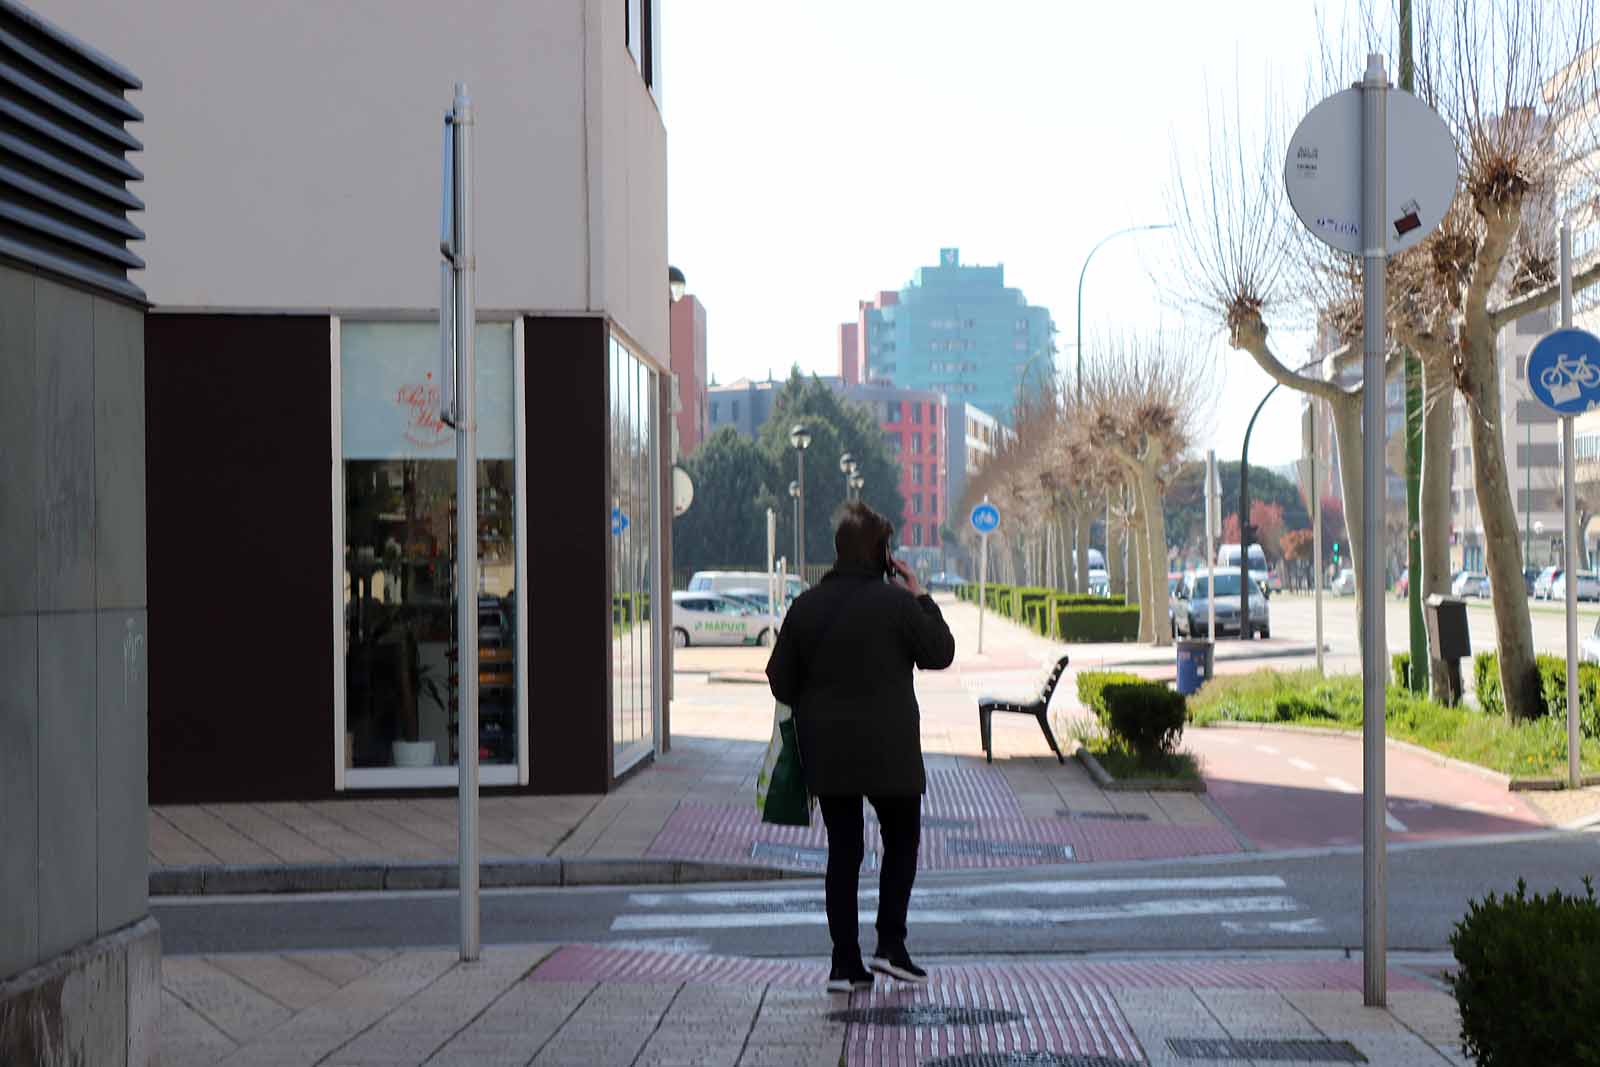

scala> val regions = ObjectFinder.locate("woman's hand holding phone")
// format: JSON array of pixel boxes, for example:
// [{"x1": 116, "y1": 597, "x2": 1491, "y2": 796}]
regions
[{"x1": 888, "y1": 556, "x2": 925, "y2": 597}]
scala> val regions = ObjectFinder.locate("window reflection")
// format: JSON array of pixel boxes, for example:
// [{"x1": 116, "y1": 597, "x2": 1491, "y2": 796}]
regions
[{"x1": 609, "y1": 333, "x2": 657, "y2": 768}]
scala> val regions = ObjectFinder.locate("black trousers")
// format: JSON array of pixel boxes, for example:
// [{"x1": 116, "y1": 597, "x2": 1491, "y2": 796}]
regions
[{"x1": 817, "y1": 794, "x2": 921, "y2": 966}]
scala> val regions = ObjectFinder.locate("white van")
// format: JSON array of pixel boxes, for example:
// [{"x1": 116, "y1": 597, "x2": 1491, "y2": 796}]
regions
[
  {"x1": 1216, "y1": 543, "x2": 1268, "y2": 571},
  {"x1": 687, "y1": 570, "x2": 806, "y2": 603}
]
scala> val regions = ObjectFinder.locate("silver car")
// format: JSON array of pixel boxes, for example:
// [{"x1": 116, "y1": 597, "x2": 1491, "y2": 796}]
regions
[
  {"x1": 1550, "y1": 571, "x2": 1600, "y2": 603},
  {"x1": 1175, "y1": 569, "x2": 1271, "y2": 639},
  {"x1": 1451, "y1": 571, "x2": 1489, "y2": 598},
  {"x1": 1583, "y1": 617, "x2": 1600, "y2": 664}
]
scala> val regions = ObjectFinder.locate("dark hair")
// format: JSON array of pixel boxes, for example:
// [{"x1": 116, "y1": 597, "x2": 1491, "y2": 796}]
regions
[{"x1": 834, "y1": 500, "x2": 894, "y2": 569}]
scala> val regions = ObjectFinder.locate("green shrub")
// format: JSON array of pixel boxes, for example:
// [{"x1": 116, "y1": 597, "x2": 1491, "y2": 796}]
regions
[
  {"x1": 1474, "y1": 651, "x2": 1504, "y2": 717},
  {"x1": 1449, "y1": 877, "x2": 1600, "y2": 1067},
  {"x1": 1056, "y1": 604, "x2": 1140, "y2": 643},
  {"x1": 1538, "y1": 659, "x2": 1600, "y2": 741},
  {"x1": 1102, "y1": 682, "x2": 1187, "y2": 764},
  {"x1": 1076, "y1": 670, "x2": 1144, "y2": 726},
  {"x1": 1392, "y1": 651, "x2": 1410, "y2": 689}
]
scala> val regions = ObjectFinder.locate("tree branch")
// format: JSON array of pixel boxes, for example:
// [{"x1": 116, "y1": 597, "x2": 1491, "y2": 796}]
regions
[
  {"x1": 1489, "y1": 254, "x2": 1600, "y2": 330},
  {"x1": 1236, "y1": 322, "x2": 1354, "y2": 405}
]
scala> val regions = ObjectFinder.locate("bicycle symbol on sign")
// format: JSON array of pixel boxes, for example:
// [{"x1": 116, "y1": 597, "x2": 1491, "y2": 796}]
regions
[{"x1": 1538, "y1": 352, "x2": 1600, "y2": 405}]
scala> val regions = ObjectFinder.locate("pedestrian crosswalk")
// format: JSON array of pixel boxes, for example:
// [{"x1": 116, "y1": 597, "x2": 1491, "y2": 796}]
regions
[{"x1": 610, "y1": 874, "x2": 1327, "y2": 937}]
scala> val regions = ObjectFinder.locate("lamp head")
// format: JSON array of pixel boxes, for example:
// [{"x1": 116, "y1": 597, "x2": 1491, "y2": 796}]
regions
[
  {"x1": 789, "y1": 424, "x2": 812, "y2": 450},
  {"x1": 839, "y1": 452, "x2": 854, "y2": 473},
  {"x1": 788, "y1": 480, "x2": 800, "y2": 498},
  {"x1": 668, "y1": 265, "x2": 686, "y2": 303}
]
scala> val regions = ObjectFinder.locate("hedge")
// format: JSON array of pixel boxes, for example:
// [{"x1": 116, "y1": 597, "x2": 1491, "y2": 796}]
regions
[
  {"x1": 1101, "y1": 682, "x2": 1187, "y2": 764},
  {"x1": 1472, "y1": 650, "x2": 1600, "y2": 738},
  {"x1": 1076, "y1": 670, "x2": 1144, "y2": 726},
  {"x1": 1057, "y1": 604, "x2": 1140, "y2": 643},
  {"x1": 1449, "y1": 878, "x2": 1600, "y2": 1066}
]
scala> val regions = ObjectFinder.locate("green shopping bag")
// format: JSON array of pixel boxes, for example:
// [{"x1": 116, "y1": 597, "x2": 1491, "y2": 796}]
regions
[{"x1": 755, "y1": 701, "x2": 813, "y2": 826}]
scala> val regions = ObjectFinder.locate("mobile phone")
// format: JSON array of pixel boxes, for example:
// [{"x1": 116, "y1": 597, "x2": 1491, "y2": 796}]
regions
[{"x1": 883, "y1": 545, "x2": 896, "y2": 578}]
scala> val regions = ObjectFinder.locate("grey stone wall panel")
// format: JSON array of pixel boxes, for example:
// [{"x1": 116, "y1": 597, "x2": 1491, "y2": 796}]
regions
[
  {"x1": 0, "y1": 918, "x2": 158, "y2": 1067},
  {"x1": 36, "y1": 611, "x2": 97, "y2": 962},
  {"x1": 0, "y1": 615, "x2": 39, "y2": 978},
  {"x1": 0, "y1": 265, "x2": 37, "y2": 615},
  {"x1": 96, "y1": 610, "x2": 148, "y2": 932},
  {"x1": 34, "y1": 279, "x2": 96, "y2": 613},
  {"x1": 94, "y1": 298, "x2": 147, "y2": 611}
]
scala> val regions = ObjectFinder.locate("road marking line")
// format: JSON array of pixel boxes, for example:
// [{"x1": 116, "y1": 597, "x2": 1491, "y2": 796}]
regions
[
  {"x1": 1254, "y1": 744, "x2": 1281, "y2": 755},
  {"x1": 1220, "y1": 917, "x2": 1327, "y2": 935},
  {"x1": 1385, "y1": 811, "x2": 1409, "y2": 832},
  {"x1": 626, "y1": 876, "x2": 1288, "y2": 909},
  {"x1": 1288, "y1": 758, "x2": 1318, "y2": 772},
  {"x1": 1326, "y1": 777, "x2": 1361, "y2": 794},
  {"x1": 611, "y1": 895, "x2": 1303, "y2": 932}
]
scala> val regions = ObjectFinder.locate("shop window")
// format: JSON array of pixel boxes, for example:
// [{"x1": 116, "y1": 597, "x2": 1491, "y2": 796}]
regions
[
  {"x1": 609, "y1": 333, "x2": 659, "y2": 773},
  {"x1": 340, "y1": 322, "x2": 519, "y2": 778}
]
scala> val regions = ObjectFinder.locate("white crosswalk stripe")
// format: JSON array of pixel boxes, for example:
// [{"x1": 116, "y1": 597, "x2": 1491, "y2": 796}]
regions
[{"x1": 610, "y1": 875, "x2": 1319, "y2": 936}]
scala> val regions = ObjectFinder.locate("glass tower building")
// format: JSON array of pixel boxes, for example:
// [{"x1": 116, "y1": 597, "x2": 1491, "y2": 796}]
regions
[{"x1": 847, "y1": 248, "x2": 1056, "y2": 428}]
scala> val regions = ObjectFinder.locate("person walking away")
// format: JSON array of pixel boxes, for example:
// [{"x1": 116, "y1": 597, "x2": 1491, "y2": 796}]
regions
[{"x1": 765, "y1": 502, "x2": 956, "y2": 992}]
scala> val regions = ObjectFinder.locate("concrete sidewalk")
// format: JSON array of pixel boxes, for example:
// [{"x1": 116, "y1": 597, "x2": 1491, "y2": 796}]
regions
[
  {"x1": 160, "y1": 942, "x2": 1468, "y2": 1066},
  {"x1": 150, "y1": 596, "x2": 1247, "y2": 894}
]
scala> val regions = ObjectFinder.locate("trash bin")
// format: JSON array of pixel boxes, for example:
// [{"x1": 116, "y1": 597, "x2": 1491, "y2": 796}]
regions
[
  {"x1": 1176, "y1": 639, "x2": 1214, "y2": 695},
  {"x1": 1423, "y1": 594, "x2": 1471, "y2": 705}
]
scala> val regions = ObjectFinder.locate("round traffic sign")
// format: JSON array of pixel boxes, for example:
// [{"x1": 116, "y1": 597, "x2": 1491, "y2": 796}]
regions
[
  {"x1": 1285, "y1": 86, "x2": 1458, "y2": 256},
  {"x1": 970, "y1": 502, "x2": 1000, "y2": 535},
  {"x1": 1528, "y1": 328, "x2": 1600, "y2": 416},
  {"x1": 672, "y1": 466, "x2": 694, "y2": 517}
]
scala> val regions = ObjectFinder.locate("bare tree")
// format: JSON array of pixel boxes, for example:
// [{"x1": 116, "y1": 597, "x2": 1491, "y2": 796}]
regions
[{"x1": 1077, "y1": 332, "x2": 1214, "y2": 647}]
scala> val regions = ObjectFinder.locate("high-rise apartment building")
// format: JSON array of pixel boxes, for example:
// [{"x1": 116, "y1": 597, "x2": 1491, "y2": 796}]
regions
[{"x1": 839, "y1": 248, "x2": 1055, "y2": 427}]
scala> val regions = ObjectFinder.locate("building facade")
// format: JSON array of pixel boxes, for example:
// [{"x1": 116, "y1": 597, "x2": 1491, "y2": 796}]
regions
[
  {"x1": 0, "y1": 3, "x2": 159, "y2": 1062},
  {"x1": 839, "y1": 248, "x2": 1055, "y2": 427},
  {"x1": 670, "y1": 292, "x2": 708, "y2": 456},
  {"x1": 45, "y1": 0, "x2": 672, "y2": 801}
]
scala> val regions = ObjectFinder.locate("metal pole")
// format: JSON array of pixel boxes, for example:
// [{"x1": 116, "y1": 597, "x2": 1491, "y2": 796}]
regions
[
  {"x1": 1562, "y1": 223, "x2": 1580, "y2": 788},
  {"x1": 978, "y1": 497, "x2": 990, "y2": 654},
  {"x1": 1313, "y1": 424, "x2": 1325, "y2": 676},
  {"x1": 1525, "y1": 420, "x2": 1533, "y2": 563},
  {"x1": 796, "y1": 450, "x2": 806, "y2": 581},
  {"x1": 1239, "y1": 385, "x2": 1280, "y2": 640},
  {"x1": 1076, "y1": 224, "x2": 1174, "y2": 404},
  {"x1": 451, "y1": 81, "x2": 480, "y2": 963},
  {"x1": 1206, "y1": 450, "x2": 1217, "y2": 642},
  {"x1": 1359, "y1": 53, "x2": 1389, "y2": 1007}
]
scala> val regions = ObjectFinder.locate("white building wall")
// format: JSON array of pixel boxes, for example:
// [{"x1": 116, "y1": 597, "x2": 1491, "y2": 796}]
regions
[{"x1": 41, "y1": 0, "x2": 668, "y2": 357}]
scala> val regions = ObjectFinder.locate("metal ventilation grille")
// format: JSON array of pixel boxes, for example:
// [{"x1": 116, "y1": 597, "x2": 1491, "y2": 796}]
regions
[{"x1": 0, "y1": 0, "x2": 144, "y2": 301}]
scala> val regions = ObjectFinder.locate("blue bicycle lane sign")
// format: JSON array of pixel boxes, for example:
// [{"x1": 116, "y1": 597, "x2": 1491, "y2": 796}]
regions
[
  {"x1": 970, "y1": 501, "x2": 1000, "y2": 535},
  {"x1": 1528, "y1": 327, "x2": 1600, "y2": 416}
]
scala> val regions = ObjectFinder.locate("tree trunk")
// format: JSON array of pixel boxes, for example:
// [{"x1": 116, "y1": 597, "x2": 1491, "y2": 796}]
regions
[
  {"x1": 1075, "y1": 502, "x2": 1092, "y2": 595},
  {"x1": 1420, "y1": 359, "x2": 1456, "y2": 700},
  {"x1": 1329, "y1": 396, "x2": 1366, "y2": 622},
  {"x1": 1138, "y1": 465, "x2": 1172, "y2": 647},
  {"x1": 1462, "y1": 337, "x2": 1541, "y2": 721},
  {"x1": 1107, "y1": 489, "x2": 1126, "y2": 597}
]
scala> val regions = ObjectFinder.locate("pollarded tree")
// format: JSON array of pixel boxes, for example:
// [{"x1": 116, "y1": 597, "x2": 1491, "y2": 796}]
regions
[{"x1": 1077, "y1": 333, "x2": 1215, "y2": 647}]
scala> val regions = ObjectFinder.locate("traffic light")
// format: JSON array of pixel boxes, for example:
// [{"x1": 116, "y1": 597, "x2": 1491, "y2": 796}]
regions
[{"x1": 1332, "y1": 541, "x2": 1341, "y2": 565}]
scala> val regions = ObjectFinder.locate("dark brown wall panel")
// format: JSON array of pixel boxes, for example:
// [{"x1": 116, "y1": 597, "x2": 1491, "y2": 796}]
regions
[
  {"x1": 523, "y1": 316, "x2": 611, "y2": 793},
  {"x1": 145, "y1": 314, "x2": 333, "y2": 803}
]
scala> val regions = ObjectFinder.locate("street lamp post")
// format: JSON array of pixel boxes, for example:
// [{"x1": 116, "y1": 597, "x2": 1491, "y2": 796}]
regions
[
  {"x1": 839, "y1": 452, "x2": 856, "y2": 501},
  {"x1": 790, "y1": 425, "x2": 812, "y2": 578},
  {"x1": 788, "y1": 480, "x2": 801, "y2": 569}
]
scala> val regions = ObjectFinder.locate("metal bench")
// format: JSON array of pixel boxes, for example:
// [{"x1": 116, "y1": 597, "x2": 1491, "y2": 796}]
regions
[{"x1": 977, "y1": 654, "x2": 1070, "y2": 764}]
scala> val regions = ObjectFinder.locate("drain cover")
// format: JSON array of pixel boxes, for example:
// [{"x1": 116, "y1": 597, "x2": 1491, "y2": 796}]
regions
[
  {"x1": 1055, "y1": 808, "x2": 1150, "y2": 822},
  {"x1": 949, "y1": 839, "x2": 1075, "y2": 861},
  {"x1": 925, "y1": 1055, "x2": 1137, "y2": 1067},
  {"x1": 1168, "y1": 1037, "x2": 1368, "y2": 1062},
  {"x1": 828, "y1": 1005, "x2": 1022, "y2": 1027}
]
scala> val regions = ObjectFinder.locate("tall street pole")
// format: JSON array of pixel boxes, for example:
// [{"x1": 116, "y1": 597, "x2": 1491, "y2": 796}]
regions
[
  {"x1": 1239, "y1": 384, "x2": 1281, "y2": 640},
  {"x1": 1562, "y1": 223, "x2": 1580, "y2": 788},
  {"x1": 1360, "y1": 53, "x2": 1391, "y2": 1008},
  {"x1": 1400, "y1": 0, "x2": 1427, "y2": 693}
]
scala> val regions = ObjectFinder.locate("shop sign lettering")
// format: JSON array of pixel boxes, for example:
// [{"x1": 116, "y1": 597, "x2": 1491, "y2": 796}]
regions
[{"x1": 397, "y1": 373, "x2": 453, "y2": 448}]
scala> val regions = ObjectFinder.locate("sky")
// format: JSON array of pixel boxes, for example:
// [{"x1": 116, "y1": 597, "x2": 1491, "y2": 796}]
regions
[{"x1": 662, "y1": 1, "x2": 1372, "y2": 468}]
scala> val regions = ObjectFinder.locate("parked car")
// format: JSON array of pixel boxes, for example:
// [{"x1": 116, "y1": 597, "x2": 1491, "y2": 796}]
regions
[
  {"x1": 1451, "y1": 571, "x2": 1490, "y2": 598},
  {"x1": 720, "y1": 588, "x2": 794, "y2": 617},
  {"x1": 1331, "y1": 568, "x2": 1356, "y2": 596},
  {"x1": 1522, "y1": 566, "x2": 1541, "y2": 596},
  {"x1": 1174, "y1": 569, "x2": 1271, "y2": 639},
  {"x1": 926, "y1": 571, "x2": 967, "y2": 591},
  {"x1": 1534, "y1": 566, "x2": 1562, "y2": 600},
  {"x1": 688, "y1": 570, "x2": 806, "y2": 600},
  {"x1": 1583, "y1": 616, "x2": 1600, "y2": 664},
  {"x1": 1088, "y1": 568, "x2": 1111, "y2": 596},
  {"x1": 669, "y1": 591, "x2": 778, "y2": 648},
  {"x1": 1550, "y1": 571, "x2": 1600, "y2": 602}
]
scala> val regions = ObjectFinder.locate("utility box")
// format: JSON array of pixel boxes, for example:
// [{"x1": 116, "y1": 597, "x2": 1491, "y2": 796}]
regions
[{"x1": 1424, "y1": 595, "x2": 1471, "y2": 704}]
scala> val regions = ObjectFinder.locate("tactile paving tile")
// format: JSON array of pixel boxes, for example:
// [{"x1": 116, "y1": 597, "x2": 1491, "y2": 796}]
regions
[{"x1": 1168, "y1": 1036, "x2": 1368, "y2": 1062}]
